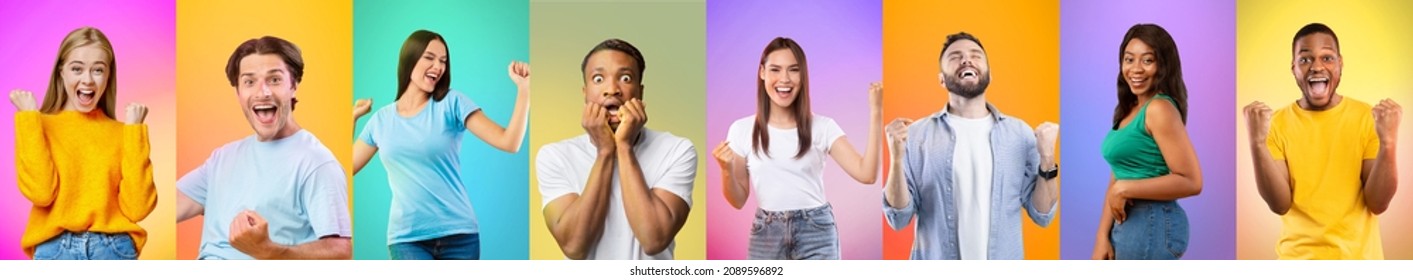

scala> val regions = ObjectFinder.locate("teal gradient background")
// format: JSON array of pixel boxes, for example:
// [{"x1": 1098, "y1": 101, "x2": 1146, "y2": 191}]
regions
[{"x1": 352, "y1": 0, "x2": 530, "y2": 260}]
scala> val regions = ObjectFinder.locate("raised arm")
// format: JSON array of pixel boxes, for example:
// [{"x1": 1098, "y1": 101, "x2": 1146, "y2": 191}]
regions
[
  {"x1": 614, "y1": 98, "x2": 692, "y2": 256},
  {"x1": 713, "y1": 141, "x2": 751, "y2": 209},
  {"x1": 1029, "y1": 122, "x2": 1060, "y2": 217},
  {"x1": 466, "y1": 61, "x2": 531, "y2": 153},
  {"x1": 118, "y1": 103, "x2": 158, "y2": 222},
  {"x1": 11, "y1": 90, "x2": 59, "y2": 206},
  {"x1": 828, "y1": 82, "x2": 883, "y2": 184},
  {"x1": 1244, "y1": 101, "x2": 1293, "y2": 215},
  {"x1": 1111, "y1": 98, "x2": 1203, "y2": 201},
  {"x1": 541, "y1": 102, "x2": 617, "y2": 259},
  {"x1": 1362, "y1": 99, "x2": 1400, "y2": 214},
  {"x1": 882, "y1": 118, "x2": 914, "y2": 210}
]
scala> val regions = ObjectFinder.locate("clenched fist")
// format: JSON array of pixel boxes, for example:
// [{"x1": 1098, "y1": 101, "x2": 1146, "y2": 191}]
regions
[
  {"x1": 124, "y1": 103, "x2": 148, "y2": 125},
  {"x1": 1035, "y1": 122, "x2": 1059, "y2": 161},
  {"x1": 9, "y1": 89, "x2": 38, "y2": 111},
  {"x1": 1373, "y1": 98, "x2": 1401, "y2": 145},
  {"x1": 1243, "y1": 101, "x2": 1273, "y2": 145},
  {"x1": 353, "y1": 99, "x2": 372, "y2": 120},
  {"x1": 885, "y1": 118, "x2": 913, "y2": 159}
]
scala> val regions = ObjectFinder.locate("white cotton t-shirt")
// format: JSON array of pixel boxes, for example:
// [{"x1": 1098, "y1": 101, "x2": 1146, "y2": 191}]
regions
[
  {"x1": 726, "y1": 115, "x2": 845, "y2": 211},
  {"x1": 949, "y1": 114, "x2": 994, "y2": 260},
  {"x1": 536, "y1": 129, "x2": 697, "y2": 260}
]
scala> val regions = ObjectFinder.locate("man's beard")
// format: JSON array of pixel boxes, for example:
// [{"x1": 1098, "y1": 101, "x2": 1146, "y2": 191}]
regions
[{"x1": 945, "y1": 72, "x2": 990, "y2": 99}]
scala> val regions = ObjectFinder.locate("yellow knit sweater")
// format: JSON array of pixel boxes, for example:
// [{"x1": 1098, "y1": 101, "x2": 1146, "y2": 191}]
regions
[{"x1": 14, "y1": 110, "x2": 156, "y2": 258}]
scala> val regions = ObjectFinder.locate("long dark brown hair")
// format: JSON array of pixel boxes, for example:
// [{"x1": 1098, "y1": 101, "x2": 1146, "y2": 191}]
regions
[
  {"x1": 1113, "y1": 24, "x2": 1188, "y2": 130},
  {"x1": 753, "y1": 37, "x2": 812, "y2": 159},
  {"x1": 397, "y1": 30, "x2": 452, "y2": 101}
]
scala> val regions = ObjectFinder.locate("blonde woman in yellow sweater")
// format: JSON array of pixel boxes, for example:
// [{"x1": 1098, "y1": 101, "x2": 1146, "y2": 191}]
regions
[{"x1": 8, "y1": 27, "x2": 157, "y2": 260}]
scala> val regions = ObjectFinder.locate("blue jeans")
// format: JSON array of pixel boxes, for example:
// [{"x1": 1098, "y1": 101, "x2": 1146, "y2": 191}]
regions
[
  {"x1": 1110, "y1": 200, "x2": 1189, "y2": 260},
  {"x1": 388, "y1": 233, "x2": 480, "y2": 260},
  {"x1": 33, "y1": 232, "x2": 138, "y2": 260},
  {"x1": 748, "y1": 204, "x2": 840, "y2": 260}
]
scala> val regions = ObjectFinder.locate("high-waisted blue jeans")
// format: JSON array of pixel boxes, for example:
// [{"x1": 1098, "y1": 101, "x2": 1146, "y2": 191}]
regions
[
  {"x1": 1110, "y1": 200, "x2": 1189, "y2": 260},
  {"x1": 748, "y1": 204, "x2": 840, "y2": 260}
]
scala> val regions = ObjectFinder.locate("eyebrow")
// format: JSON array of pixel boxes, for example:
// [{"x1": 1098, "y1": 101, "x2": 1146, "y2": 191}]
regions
[
  {"x1": 66, "y1": 61, "x2": 108, "y2": 66},
  {"x1": 946, "y1": 49, "x2": 983, "y2": 56},
  {"x1": 590, "y1": 67, "x2": 635, "y2": 74}
]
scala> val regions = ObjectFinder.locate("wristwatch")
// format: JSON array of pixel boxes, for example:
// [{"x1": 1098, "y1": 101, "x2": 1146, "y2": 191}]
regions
[{"x1": 1039, "y1": 164, "x2": 1059, "y2": 180}]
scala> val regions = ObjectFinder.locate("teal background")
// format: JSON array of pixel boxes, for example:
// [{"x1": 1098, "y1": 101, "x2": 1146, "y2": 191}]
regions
[{"x1": 352, "y1": 0, "x2": 530, "y2": 260}]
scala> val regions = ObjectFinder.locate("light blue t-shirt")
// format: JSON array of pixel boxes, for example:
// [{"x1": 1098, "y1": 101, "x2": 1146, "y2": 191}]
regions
[
  {"x1": 178, "y1": 129, "x2": 352, "y2": 260},
  {"x1": 357, "y1": 89, "x2": 482, "y2": 245}
]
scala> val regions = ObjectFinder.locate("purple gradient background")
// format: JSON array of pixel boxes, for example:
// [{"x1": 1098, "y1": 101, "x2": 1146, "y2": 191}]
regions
[
  {"x1": 0, "y1": 0, "x2": 176, "y2": 259},
  {"x1": 706, "y1": 0, "x2": 882, "y2": 260},
  {"x1": 1059, "y1": 0, "x2": 1236, "y2": 259}
]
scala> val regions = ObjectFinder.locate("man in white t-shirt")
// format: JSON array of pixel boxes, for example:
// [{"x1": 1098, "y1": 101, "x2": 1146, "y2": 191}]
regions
[
  {"x1": 176, "y1": 36, "x2": 352, "y2": 260},
  {"x1": 536, "y1": 38, "x2": 697, "y2": 260}
]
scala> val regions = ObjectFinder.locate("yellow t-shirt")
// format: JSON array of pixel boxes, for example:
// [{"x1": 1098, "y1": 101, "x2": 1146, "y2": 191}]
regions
[{"x1": 1266, "y1": 97, "x2": 1382, "y2": 259}]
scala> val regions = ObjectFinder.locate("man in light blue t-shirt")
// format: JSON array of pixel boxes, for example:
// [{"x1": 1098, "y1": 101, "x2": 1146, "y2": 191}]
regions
[{"x1": 176, "y1": 36, "x2": 352, "y2": 260}]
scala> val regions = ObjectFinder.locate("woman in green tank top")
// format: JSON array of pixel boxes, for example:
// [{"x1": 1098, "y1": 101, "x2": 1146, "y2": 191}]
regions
[{"x1": 1093, "y1": 24, "x2": 1204, "y2": 260}]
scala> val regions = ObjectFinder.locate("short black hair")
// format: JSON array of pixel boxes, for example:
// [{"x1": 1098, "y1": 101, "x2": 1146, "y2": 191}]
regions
[
  {"x1": 1292, "y1": 23, "x2": 1339, "y2": 54},
  {"x1": 581, "y1": 38, "x2": 646, "y2": 81},
  {"x1": 939, "y1": 32, "x2": 985, "y2": 63}
]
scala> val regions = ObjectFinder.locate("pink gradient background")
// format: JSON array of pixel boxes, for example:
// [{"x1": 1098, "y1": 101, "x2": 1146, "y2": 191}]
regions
[
  {"x1": 0, "y1": 0, "x2": 177, "y2": 260},
  {"x1": 706, "y1": 0, "x2": 882, "y2": 259}
]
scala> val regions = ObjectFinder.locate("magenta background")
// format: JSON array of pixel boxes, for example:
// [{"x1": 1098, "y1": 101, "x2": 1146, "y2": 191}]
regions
[{"x1": 0, "y1": 0, "x2": 176, "y2": 259}]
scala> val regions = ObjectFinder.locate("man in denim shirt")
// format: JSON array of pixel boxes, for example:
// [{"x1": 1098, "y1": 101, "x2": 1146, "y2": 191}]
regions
[{"x1": 882, "y1": 32, "x2": 1059, "y2": 260}]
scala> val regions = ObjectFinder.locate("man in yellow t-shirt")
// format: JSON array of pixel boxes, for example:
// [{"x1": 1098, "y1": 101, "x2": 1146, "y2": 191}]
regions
[{"x1": 1242, "y1": 23, "x2": 1402, "y2": 259}]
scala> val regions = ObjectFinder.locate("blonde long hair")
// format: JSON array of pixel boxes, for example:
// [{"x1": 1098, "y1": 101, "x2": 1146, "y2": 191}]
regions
[{"x1": 40, "y1": 27, "x2": 117, "y2": 119}]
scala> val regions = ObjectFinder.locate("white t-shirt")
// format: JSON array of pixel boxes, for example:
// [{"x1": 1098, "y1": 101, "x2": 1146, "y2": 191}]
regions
[
  {"x1": 536, "y1": 129, "x2": 697, "y2": 260},
  {"x1": 726, "y1": 115, "x2": 845, "y2": 211},
  {"x1": 949, "y1": 114, "x2": 994, "y2": 260}
]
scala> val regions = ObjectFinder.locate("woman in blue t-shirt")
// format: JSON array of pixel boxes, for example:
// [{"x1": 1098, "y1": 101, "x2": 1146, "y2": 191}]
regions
[{"x1": 352, "y1": 29, "x2": 531, "y2": 260}]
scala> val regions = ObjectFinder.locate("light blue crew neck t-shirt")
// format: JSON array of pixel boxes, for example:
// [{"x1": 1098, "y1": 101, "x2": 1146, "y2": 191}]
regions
[
  {"x1": 178, "y1": 129, "x2": 352, "y2": 260},
  {"x1": 358, "y1": 89, "x2": 482, "y2": 245}
]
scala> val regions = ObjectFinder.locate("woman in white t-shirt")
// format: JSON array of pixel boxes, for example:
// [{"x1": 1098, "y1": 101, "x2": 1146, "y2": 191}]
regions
[{"x1": 712, "y1": 37, "x2": 882, "y2": 260}]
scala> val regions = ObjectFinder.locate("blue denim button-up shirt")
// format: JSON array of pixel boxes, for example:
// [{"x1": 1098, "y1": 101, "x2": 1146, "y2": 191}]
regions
[{"x1": 883, "y1": 103, "x2": 1056, "y2": 260}]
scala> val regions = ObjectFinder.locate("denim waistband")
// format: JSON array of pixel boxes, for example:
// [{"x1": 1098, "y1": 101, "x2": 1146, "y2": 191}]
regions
[{"x1": 755, "y1": 204, "x2": 833, "y2": 223}]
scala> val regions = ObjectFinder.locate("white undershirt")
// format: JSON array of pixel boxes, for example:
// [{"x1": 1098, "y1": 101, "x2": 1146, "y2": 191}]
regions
[{"x1": 950, "y1": 114, "x2": 994, "y2": 260}]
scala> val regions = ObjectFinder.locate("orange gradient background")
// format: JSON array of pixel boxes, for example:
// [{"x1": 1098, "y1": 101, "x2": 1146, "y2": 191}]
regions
[
  {"x1": 175, "y1": 0, "x2": 353, "y2": 259},
  {"x1": 881, "y1": 0, "x2": 1061, "y2": 260}
]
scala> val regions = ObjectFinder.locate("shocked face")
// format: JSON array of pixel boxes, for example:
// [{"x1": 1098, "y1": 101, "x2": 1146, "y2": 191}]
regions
[
  {"x1": 582, "y1": 49, "x2": 643, "y2": 131},
  {"x1": 60, "y1": 44, "x2": 111, "y2": 113},
  {"x1": 1292, "y1": 33, "x2": 1342, "y2": 110},
  {"x1": 234, "y1": 53, "x2": 297, "y2": 141}
]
